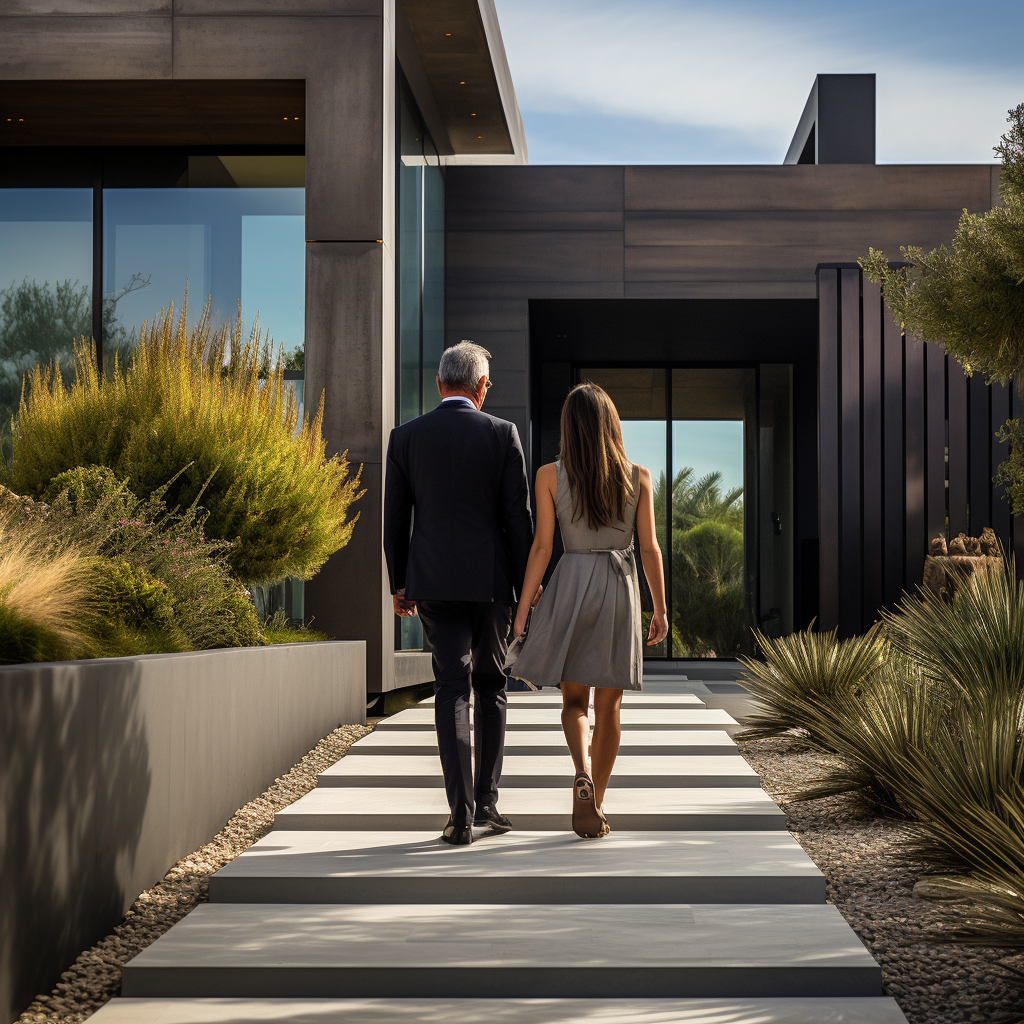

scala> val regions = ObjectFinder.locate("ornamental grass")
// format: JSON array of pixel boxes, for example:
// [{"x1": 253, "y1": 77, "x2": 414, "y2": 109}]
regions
[
  {"x1": 5, "y1": 293, "x2": 362, "y2": 585},
  {"x1": 749, "y1": 557, "x2": 1024, "y2": 945},
  {"x1": 0, "y1": 513, "x2": 98, "y2": 663}
]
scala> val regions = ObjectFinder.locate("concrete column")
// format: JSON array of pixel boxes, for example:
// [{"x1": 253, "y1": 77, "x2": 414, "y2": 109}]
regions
[
  {"x1": 303, "y1": 2, "x2": 397, "y2": 693},
  {"x1": 305, "y1": 241, "x2": 396, "y2": 693}
]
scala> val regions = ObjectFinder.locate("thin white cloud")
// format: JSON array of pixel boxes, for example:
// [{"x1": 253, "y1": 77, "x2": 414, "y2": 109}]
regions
[{"x1": 495, "y1": 0, "x2": 1024, "y2": 163}]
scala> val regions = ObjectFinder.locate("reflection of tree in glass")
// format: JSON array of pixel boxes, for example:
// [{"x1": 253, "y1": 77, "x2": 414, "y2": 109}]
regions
[
  {"x1": 0, "y1": 274, "x2": 150, "y2": 458},
  {"x1": 100, "y1": 273, "x2": 152, "y2": 372},
  {"x1": 653, "y1": 467, "x2": 748, "y2": 658}
]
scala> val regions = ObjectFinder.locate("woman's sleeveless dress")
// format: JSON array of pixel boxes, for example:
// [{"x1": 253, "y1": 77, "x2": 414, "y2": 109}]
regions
[{"x1": 508, "y1": 461, "x2": 643, "y2": 691}]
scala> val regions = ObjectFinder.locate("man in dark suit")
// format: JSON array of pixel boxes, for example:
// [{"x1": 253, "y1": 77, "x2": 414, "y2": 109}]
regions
[{"x1": 384, "y1": 341, "x2": 534, "y2": 845}]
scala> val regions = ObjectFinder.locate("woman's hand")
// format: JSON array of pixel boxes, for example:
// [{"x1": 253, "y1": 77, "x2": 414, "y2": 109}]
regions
[{"x1": 647, "y1": 611, "x2": 669, "y2": 646}]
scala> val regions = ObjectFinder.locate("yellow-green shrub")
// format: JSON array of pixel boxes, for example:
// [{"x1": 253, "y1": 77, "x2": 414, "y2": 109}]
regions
[{"x1": 6, "y1": 296, "x2": 363, "y2": 585}]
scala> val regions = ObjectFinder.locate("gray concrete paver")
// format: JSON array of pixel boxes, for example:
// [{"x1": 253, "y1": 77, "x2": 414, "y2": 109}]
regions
[{"x1": 91, "y1": 997, "x2": 910, "y2": 1023}]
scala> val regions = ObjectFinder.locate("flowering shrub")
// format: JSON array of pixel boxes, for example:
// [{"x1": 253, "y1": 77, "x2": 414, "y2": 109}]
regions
[{"x1": 0, "y1": 465, "x2": 278, "y2": 658}]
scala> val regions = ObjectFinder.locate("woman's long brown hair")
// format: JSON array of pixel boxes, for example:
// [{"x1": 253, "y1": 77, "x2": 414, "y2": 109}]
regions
[{"x1": 559, "y1": 383, "x2": 635, "y2": 529}]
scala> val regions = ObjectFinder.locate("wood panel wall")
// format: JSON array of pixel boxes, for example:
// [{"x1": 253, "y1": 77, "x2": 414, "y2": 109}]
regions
[{"x1": 817, "y1": 265, "x2": 1022, "y2": 636}]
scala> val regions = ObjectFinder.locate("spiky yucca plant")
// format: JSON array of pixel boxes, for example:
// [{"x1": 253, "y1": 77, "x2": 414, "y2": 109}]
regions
[
  {"x1": 5, "y1": 294, "x2": 363, "y2": 585},
  {"x1": 788, "y1": 659, "x2": 939, "y2": 814},
  {"x1": 738, "y1": 623, "x2": 888, "y2": 745},
  {"x1": 884, "y1": 556, "x2": 1024, "y2": 701},
  {"x1": 891, "y1": 690, "x2": 1024, "y2": 946}
]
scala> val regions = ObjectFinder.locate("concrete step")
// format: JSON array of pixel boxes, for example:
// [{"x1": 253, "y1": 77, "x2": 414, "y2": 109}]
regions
[
  {"x1": 420, "y1": 693, "x2": 706, "y2": 708},
  {"x1": 347, "y1": 728, "x2": 740, "y2": 757},
  {"x1": 377, "y1": 707, "x2": 738, "y2": 731},
  {"x1": 120, "y1": 903, "x2": 881, "y2": 998},
  {"x1": 274, "y1": 786, "x2": 787, "y2": 831},
  {"x1": 90, "y1": 997, "x2": 911, "y2": 1023},
  {"x1": 209, "y1": 830, "x2": 825, "y2": 905},
  {"x1": 318, "y1": 754, "x2": 761, "y2": 788}
]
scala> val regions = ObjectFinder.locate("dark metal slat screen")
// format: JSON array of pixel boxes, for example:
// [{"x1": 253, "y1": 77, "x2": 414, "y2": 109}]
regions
[{"x1": 817, "y1": 265, "x2": 1022, "y2": 636}]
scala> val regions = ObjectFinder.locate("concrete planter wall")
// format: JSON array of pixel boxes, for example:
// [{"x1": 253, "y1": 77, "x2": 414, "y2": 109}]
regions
[{"x1": 0, "y1": 641, "x2": 365, "y2": 1024}]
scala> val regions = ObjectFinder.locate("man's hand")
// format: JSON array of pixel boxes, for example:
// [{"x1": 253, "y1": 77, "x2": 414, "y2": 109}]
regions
[
  {"x1": 393, "y1": 591, "x2": 418, "y2": 618},
  {"x1": 513, "y1": 606, "x2": 529, "y2": 639}
]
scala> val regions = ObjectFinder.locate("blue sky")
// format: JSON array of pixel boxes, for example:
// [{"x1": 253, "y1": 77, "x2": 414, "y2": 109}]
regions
[
  {"x1": 621, "y1": 420, "x2": 744, "y2": 496},
  {"x1": 494, "y1": 0, "x2": 1024, "y2": 164}
]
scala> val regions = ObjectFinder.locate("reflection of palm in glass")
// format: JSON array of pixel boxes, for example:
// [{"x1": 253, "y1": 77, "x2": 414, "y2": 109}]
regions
[{"x1": 655, "y1": 467, "x2": 747, "y2": 658}]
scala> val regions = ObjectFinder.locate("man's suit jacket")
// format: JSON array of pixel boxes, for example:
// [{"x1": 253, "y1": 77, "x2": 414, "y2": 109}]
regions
[{"x1": 384, "y1": 401, "x2": 534, "y2": 604}]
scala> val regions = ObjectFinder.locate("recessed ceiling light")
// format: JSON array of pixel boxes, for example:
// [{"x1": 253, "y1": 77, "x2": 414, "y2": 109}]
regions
[
  {"x1": 471, "y1": 113, "x2": 476, "y2": 116},
  {"x1": 445, "y1": 32, "x2": 452, "y2": 36},
  {"x1": 459, "y1": 81, "x2": 466, "y2": 85}
]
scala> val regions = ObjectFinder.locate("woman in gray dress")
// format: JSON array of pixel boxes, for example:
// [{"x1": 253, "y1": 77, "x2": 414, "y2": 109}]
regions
[{"x1": 509, "y1": 383, "x2": 668, "y2": 838}]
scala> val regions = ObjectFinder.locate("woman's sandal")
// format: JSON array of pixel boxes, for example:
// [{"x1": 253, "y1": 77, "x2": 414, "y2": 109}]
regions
[
  {"x1": 572, "y1": 771, "x2": 606, "y2": 839},
  {"x1": 597, "y1": 806, "x2": 611, "y2": 837}
]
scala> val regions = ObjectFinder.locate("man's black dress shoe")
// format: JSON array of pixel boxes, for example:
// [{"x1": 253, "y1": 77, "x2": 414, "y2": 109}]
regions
[
  {"x1": 440, "y1": 819, "x2": 474, "y2": 845},
  {"x1": 473, "y1": 806, "x2": 513, "y2": 834}
]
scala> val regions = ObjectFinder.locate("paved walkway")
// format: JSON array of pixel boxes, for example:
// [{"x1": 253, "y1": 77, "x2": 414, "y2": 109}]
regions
[{"x1": 94, "y1": 675, "x2": 908, "y2": 1023}]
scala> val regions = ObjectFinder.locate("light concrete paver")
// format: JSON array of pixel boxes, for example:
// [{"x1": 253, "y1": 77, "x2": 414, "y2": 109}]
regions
[
  {"x1": 377, "y1": 707, "x2": 738, "y2": 731},
  {"x1": 91, "y1": 997, "x2": 910, "y2": 1023},
  {"x1": 420, "y1": 693, "x2": 706, "y2": 708},
  {"x1": 273, "y1": 786, "x2": 787, "y2": 831},
  {"x1": 318, "y1": 753, "x2": 761, "y2": 788},
  {"x1": 109, "y1": 663, "x2": 900, "y2": 1022},
  {"x1": 346, "y1": 728, "x2": 740, "y2": 756},
  {"x1": 209, "y1": 830, "x2": 826, "y2": 904},
  {"x1": 120, "y1": 903, "x2": 881, "y2": 998}
]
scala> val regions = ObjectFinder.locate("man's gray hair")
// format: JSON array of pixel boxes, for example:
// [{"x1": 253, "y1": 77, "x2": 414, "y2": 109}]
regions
[{"x1": 438, "y1": 341, "x2": 491, "y2": 392}]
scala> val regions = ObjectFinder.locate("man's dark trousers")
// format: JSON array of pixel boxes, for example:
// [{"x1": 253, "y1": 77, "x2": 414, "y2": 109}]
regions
[{"x1": 417, "y1": 600, "x2": 513, "y2": 826}]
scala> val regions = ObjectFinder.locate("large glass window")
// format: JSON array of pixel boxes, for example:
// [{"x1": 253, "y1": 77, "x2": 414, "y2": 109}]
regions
[
  {"x1": 102, "y1": 187, "x2": 305, "y2": 363},
  {"x1": 397, "y1": 75, "x2": 445, "y2": 651},
  {"x1": 397, "y1": 75, "x2": 445, "y2": 427},
  {"x1": 2, "y1": 158, "x2": 307, "y2": 624},
  {"x1": 0, "y1": 189, "x2": 92, "y2": 455}
]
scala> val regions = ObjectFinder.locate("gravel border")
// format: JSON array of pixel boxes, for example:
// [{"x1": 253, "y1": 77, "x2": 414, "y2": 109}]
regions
[
  {"x1": 16, "y1": 722, "x2": 372, "y2": 1024},
  {"x1": 738, "y1": 736, "x2": 1024, "y2": 1024}
]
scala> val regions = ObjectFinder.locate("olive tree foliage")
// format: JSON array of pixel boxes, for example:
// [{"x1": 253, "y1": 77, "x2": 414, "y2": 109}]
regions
[{"x1": 861, "y1": 105, "x2": 1024, "y2": 509}]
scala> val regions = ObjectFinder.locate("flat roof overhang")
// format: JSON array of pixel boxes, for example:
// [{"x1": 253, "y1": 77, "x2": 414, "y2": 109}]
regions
[{"x1": 399, "y1": 0, "x2": 526, "y2": 159}]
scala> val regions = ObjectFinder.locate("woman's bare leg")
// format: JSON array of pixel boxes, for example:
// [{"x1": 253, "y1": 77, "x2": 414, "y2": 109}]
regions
[
  {"x1": 591, "y1": 687, "x2": 623, "y2": 807},
  {"x1": 560, "y1": 681, "x2": 592, "y2": 775}
]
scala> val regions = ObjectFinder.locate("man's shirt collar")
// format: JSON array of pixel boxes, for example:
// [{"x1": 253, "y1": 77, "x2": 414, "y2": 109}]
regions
[{"x1": 440, "y1": 396, "x2": 475, "y2": 408}]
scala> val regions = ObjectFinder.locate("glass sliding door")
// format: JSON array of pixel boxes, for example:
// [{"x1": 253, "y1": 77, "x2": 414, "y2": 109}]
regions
[
  {"x1": 671, "y1": 368, "x2": 755, "y2": 658},
  {"x1": 577, "y1": 363, "x2": 793, "y2": 659},
  {"x1": 758, "y1": 365, "x2": 795, "y2": 638},
  {"x1": 578, "y1": 367, "x2": 669, "y2": 658}
]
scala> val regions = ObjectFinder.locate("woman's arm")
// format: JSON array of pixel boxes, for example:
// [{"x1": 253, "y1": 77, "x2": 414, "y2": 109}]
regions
[
  {"x1": 635, "y1": 466, "x2": 669, "y2": 646},
  {"x1": 513, "y1": 462, "x2": 558, "y2": 638}
]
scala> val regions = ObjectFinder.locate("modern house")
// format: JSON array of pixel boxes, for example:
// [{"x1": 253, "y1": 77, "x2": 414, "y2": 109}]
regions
[{"x1": 0, "y1": 1, "x2": 1012, "y2": 694}]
